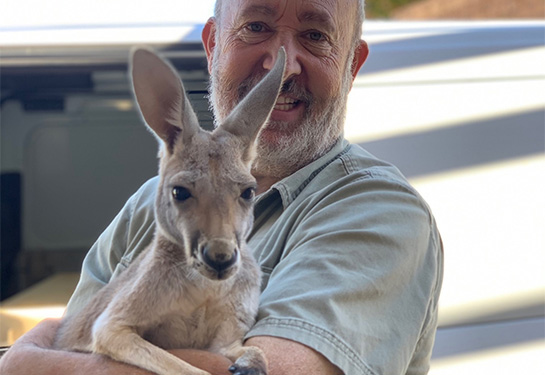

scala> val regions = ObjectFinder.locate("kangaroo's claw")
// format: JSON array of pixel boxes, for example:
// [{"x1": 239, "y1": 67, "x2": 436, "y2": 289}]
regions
[{"x1": 229, "y1": 364, "x2": 266, "y2": 375}]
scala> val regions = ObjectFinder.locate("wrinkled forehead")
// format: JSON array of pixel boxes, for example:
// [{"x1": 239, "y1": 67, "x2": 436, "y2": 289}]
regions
[{"x1": 217, "y1": 0, "x2": 357, "y2": 28}]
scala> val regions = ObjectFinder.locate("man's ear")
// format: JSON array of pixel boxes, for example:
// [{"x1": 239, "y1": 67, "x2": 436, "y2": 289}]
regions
[
  {"x1": 350, "y1": 40, "x2": 369, "y2": 80},
  {"x1": 202, "y1": 17, "x2": 217, "y2": 75}
]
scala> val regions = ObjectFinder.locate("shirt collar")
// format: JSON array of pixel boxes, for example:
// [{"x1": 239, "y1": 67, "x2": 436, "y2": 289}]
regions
[{"x1": 256, "y1": 137, "x2": 350, "y2": 209}]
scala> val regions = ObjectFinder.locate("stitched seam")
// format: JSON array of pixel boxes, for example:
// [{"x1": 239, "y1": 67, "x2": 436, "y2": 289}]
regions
[
  {"x1": 340, "y1": 152, "x2": 358, "y2": 174},
  {"x1": 290, "y1": 145, "x2": 352, "y2": 201}
]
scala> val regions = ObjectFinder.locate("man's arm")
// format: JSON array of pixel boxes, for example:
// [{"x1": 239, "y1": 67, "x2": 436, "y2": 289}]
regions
[
  {"x1": 0, "y1": 320, "x2": 339, "y2": 375},
  {"x1": 0, "y1": 319, "x2": 151, "y2": 375},
  {"x1": 0, "y1": 319, "x2": 232, "y2": 375},
  {"x1": 246, "y1": 336, "x2": 342, "y2": 375},
  {"x1": 246, "y1": 159, "x2": 444, "y2": 374}
]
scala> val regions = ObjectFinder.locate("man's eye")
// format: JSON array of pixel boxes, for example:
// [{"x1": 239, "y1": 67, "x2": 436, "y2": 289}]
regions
[
  {"x1": 308, "y1": 31, "x2": 324, "y2": 41},
  {"x1": 247, "y1": 22, "x2": 265, "y2": 32}
]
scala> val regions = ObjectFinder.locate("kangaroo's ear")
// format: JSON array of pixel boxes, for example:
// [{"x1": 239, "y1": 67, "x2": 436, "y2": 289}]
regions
[
  {"x1": 130, "y1": 47, "x2": 200, "y2": 153},
  {"x1": 220, "y1": 47, "x2": 286, "y2": 161}
]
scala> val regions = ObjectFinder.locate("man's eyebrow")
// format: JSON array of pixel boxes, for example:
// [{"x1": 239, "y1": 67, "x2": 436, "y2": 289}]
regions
[
  {"x1": 236, "y1": 5, "x2": 336, "y2": 33},
  {"x1": 239, "y1": 4, "x2": 277, "y2": 18},
  {"x1": 298, "y1": 10, "x2": 336, "y2": 32}
]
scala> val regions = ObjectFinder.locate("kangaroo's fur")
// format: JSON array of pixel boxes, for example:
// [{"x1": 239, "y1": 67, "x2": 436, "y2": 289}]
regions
[{"x1": 53, "y1": 47, "x2": 286, "y2": 375}]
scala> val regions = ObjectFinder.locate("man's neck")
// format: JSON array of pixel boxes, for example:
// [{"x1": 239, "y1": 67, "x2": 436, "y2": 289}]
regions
[{"x1": 255, "y1": 175, "x2": 280, "y2": 195}]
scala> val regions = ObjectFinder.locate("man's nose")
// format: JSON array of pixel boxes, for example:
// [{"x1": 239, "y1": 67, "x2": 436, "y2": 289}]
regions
[{"x1": 262, "y1": 42, "x2": 302, "y2": 80}]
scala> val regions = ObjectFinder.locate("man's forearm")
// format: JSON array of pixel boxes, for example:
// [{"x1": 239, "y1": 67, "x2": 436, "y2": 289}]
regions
[
  {"x1": 0, "y1": 340, "x2": 150, "y2": 375},
  {"x1": 0, "y1": 319, "x2": 343, "y2": 375},
  {"x1": 0, "y1": 319, "x2": 150, "y2": 375},
  {"x1": 0, "y1": 319, "x2": 232, "y2": 375},
  {"x1": 246, "y1": 336, "x2": 342, "y2": 375}
]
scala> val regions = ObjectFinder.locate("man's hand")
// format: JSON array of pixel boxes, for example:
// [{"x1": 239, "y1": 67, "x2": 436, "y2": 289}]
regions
[{"x1": 0, "y1": 319, "x2": 232, "y2": 375}]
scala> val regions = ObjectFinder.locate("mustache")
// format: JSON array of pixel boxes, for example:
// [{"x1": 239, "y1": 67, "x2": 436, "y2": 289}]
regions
[{"x1": 237, "y1": 72, "x2": 313, "y2": 107}]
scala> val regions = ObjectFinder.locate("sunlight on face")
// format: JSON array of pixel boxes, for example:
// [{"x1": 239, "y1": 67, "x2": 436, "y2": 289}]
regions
[{"x1": 209, "y1": 0, "x2": 359, "y2": 179}]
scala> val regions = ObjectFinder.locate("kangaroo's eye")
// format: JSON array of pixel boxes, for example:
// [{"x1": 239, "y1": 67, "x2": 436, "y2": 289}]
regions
[
  {"x1": 240, "y1": 187, "x2": 256, "y2": 201},
  {"x1": 172, "y1": 187, "x2": 192, "y2": 202}
]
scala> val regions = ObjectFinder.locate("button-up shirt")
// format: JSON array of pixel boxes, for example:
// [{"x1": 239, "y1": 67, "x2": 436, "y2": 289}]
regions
[{"x1": 66, "y1": 137, "x2": 443, "y2": 375}]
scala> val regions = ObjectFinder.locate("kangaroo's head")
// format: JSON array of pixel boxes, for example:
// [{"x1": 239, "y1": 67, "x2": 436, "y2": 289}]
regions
[{"x1": 131, "y1": 47, "x2": 285, "y2": 280}]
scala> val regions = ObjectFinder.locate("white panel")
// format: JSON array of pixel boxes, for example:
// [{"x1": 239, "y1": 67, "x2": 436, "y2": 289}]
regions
[{"x1": 23, "y1": 115, "x2": 159, "y2": 251}]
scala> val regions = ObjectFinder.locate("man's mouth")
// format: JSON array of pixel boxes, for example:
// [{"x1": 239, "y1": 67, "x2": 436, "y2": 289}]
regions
[{"x1": 274, "y1": 95, "x2": 299, "y2": 111}]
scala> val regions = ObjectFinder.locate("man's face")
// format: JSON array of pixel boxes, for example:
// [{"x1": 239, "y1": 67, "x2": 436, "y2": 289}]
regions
[{"x1": 207, "y1": 0, "x2": 360, "y2": 179}]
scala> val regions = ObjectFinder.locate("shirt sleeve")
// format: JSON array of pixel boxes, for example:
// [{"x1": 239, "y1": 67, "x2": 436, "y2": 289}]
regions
[
  {"x1": 64, "y1": 177, "x2": 158, "y2": 316},
  {"x1": 245, "y1": 173, "x2": 443, "y2": 375}
]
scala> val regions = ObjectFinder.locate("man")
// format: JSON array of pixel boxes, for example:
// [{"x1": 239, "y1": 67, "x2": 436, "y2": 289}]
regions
[{"x1": 0, "y1": 0, "x2": 443, "y2": 374}]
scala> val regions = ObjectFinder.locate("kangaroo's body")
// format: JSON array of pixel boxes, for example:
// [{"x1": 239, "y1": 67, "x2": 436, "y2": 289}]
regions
[{"x1": 54, "y1": 47, "x2": 287, "y2": 375}]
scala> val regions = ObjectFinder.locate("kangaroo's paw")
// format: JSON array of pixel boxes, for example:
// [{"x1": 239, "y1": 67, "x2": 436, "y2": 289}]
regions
[
  {"x1": 221, "y1": 344, "x2": 267, "y2": 375},
  {"x1": 228, "y1": 346, "x2": 267, "y2": 375}
]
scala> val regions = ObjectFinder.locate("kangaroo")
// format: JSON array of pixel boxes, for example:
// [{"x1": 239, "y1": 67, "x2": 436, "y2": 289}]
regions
[{"x1": 53, "y1": 47, "x2": 286, "y2": 375}]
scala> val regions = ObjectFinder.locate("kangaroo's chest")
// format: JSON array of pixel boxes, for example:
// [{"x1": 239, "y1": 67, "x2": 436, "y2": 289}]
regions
[{"x1": 141, "y1": 294, "x2": 230, "y2": 350}]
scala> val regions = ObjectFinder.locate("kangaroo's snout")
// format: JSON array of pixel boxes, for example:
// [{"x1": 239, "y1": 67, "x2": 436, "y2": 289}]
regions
[{"x1": 200, "y1": 239, "x2": 239, "y2": 278}]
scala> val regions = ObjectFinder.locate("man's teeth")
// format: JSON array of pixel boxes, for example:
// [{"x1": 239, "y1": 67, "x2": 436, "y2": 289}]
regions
[{"x1": 274, "y1": 96, "x2": 297, "y2": 111}]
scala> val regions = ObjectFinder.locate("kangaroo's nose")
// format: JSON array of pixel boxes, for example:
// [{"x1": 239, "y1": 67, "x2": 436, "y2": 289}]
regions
[{"x1": 202, "y1": 244, "x2": 238, "y2": 273}]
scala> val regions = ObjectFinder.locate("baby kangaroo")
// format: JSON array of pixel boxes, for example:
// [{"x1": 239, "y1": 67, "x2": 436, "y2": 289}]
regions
[{"x1": 54, "y1": 47, "x2": 286, "y2": 375}]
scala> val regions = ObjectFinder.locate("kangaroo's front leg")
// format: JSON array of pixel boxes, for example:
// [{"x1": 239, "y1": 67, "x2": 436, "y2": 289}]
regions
[
  {"x1": 92, "y1": 310, "x2": 210, "y2": 375},
  {"x1": 90, "y1": 256, "x2": 210, "y2": 375}
]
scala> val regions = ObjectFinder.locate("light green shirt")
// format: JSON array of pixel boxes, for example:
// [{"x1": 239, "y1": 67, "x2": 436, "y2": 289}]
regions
[{"x1": 66, "y1": 138, "x2": 443, "y2": 375}]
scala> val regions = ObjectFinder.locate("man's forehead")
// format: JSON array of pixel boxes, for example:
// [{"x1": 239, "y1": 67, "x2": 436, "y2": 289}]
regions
[{"x1": 222, "y1": 0, "x2": 350, "y2": 22}]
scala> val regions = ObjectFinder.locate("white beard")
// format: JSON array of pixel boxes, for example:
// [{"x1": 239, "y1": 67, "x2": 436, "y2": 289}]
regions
[{"x1": 208, "y1": 51, "x2": 353, "y2": 179}]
